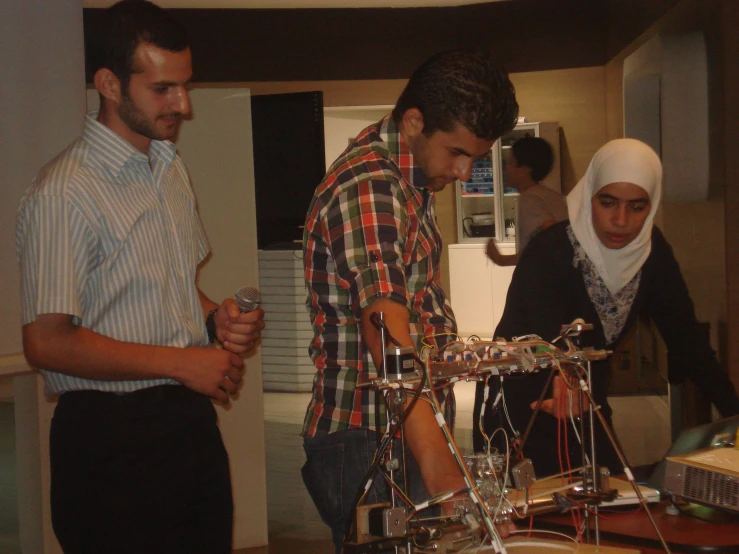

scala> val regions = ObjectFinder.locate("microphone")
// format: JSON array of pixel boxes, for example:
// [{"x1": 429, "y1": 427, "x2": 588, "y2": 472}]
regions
[{"x1": 235, "y1": 286, "x2": 261, "y2": 313}]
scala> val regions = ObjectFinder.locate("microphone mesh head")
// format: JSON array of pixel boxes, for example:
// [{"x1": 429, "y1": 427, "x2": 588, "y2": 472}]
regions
[{"x1": 235, "y1": 286, "x2": 261, "y2": 312}]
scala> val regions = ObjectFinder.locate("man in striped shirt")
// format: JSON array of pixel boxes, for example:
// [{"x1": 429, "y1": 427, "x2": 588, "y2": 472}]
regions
[
  {"x1": 301, "y1": 51, "x2": 519, "y2": 552},
  {"x1": 15, "y1": 2, "x2": 263, "y2": 552}
]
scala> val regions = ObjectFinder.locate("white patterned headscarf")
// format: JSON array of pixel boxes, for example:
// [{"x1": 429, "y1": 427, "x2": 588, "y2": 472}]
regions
[{"x1": 567, "y1": 139, "x2": 662, "y2": 294}]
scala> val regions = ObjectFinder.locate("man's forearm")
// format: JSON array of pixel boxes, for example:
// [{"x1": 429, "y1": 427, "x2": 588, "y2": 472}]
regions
[
  {"x1": 22, "y1": 314, "x2": 187, "y2": 382},
  {"x1": 403, "y1": 399, "x2": 466, "y2": 496},
  {"x1": 360, "y1": 298, "x2": 465, "y2": 496}
]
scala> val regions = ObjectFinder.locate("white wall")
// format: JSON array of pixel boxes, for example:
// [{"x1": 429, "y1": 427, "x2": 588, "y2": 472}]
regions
[
  {"x1": 1, "y1": 2, "x2": 85, "y2": 552},
  {"x1": 178, "y1": 88, "x2": 268, "y2": 549},
  {"x1": 323, "y1": 105, "x2": 393, "y2": 169},
  {"x1": 0, "y1": 0, "x2": 86, "y2": 357}
]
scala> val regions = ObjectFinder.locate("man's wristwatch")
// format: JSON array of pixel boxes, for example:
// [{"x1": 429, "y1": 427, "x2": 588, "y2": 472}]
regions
[{"x1": 205, "y1": 308, "x2": 219, "y2": 343}]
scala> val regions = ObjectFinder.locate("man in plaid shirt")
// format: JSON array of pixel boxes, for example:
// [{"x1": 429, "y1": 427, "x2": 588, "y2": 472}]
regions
[{"x1": 301, "y1": 50, "x2": 519, "y2": 552}]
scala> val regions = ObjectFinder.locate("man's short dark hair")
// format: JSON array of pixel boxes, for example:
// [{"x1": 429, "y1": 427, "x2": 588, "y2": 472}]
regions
[
  {"x1": 392, "y1": 50, "x2": 519, "y2": 142},
  {"x1": 511, "y1": 136, "x2": 554, "y2": 182},
  {"x1": 86, "y1": 0, "x2": 189, "y2": 90}
]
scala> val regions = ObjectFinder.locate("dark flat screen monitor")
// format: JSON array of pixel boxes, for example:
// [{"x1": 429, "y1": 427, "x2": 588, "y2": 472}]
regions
[{"x1": 251, "y1": 91, "x2": 326, "y2": 250}]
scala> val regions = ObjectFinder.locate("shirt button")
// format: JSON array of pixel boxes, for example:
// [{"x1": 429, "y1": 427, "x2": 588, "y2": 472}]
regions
[{"x1": 370, "y1": 252, "x2": 378, "y2": 262}]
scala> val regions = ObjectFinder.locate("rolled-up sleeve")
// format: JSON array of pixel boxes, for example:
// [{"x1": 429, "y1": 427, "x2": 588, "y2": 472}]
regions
[{"x1": 325, "y1": 178, "x2": 410, "y2": 314}]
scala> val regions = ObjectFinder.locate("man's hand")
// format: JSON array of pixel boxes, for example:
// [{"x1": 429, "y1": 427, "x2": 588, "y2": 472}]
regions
[
  {"x1": 486, "y1": 238, "x2": 518, "y2": 266},
  {"x1": 22, "y1": 313, "x2": 245, "y2": 403},
  {"x1": 213, "y1": 298, "x2": 265, "y2": 355},
  {"x1": 175, "y1": 346, "x2": 244, "y2": 404},
  {"x1": 486, "y1": 238, "x2": 503, "y2": 263},
  {"x1": 529, "y1": 374, "x2": 583, "y2": 419}
]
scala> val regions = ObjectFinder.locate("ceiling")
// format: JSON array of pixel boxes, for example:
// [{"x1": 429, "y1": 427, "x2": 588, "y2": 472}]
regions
[{"x1": 82, "y1": 0, "x2": 511, "y2": 7}]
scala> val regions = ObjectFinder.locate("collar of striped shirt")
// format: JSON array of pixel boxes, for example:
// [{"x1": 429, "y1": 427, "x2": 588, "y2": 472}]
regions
[
  {"x1": 82, "y1": 111, "x2": 177, "y2": 179},
  {"x1": 19, "y1": 111, "x2": 207, "y2": 396}
]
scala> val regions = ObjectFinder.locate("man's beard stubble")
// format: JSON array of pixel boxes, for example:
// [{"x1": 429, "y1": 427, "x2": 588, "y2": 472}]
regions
[{"x1": 118, "y1": 90, "x2": 181, "y2": 142}]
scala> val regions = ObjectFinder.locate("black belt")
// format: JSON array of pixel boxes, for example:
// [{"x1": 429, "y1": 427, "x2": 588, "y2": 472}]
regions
[{"x1": 56, "y1": 385, "x2": 211, "y2": 420}]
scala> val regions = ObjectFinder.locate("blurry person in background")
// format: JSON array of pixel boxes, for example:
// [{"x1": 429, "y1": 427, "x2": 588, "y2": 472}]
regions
[{"x1": 486, "y1": 136, "x2": 567, "y2": 266}]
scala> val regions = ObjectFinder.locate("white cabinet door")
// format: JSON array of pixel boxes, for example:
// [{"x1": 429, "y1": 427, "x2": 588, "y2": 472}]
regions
[
  {"x1": 449, "y1": 243, "x2": 516, "y2": 339},
  {"x1": 449, "y1": 243, "x2": 494, "y2": 337},
  {"x1": 491, "y1": 261, "x2": 516, "y2": 334}
]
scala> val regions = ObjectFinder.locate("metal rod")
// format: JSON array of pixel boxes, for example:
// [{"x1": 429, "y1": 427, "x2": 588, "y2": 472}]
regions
[
  {"x1": 578, "y1": 383, "x2": 591, "y2": 545},
  {"x1": 516, "y1": 366, "x2": 558, "y2": 458},
  {"x1": 400, "y1": 404, "x2": 408, "y2": 501},
  {"x1": 577, "y1": 375, "x2": 672, "y2": 554},
  {"x1": 377, "y1": 312, "x2": 398, "y2": 519},
  {"x1": 380, "y1": 312, "x2": 388, "y2": 382},
  {"x1": 586, "y1": 360, "x2": 600, "y2": 545},
  {"x1": 567, "y1": 334, "x2": 590, "y2": 545}
]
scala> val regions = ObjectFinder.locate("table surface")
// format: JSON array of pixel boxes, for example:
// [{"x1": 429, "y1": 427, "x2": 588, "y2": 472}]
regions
[{"x1": 536, "y1": 500, "x2": 739, "y2": 553}]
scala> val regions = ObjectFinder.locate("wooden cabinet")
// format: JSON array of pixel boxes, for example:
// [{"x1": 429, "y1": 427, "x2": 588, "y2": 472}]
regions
[{"x1": 451, "y1": 122, "x2": 560, "y2": 337}]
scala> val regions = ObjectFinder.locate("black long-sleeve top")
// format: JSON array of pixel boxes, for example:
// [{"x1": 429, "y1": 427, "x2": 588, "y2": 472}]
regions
[{"x1": 473, "y1": 221, "x2": 739, "y2": 476}]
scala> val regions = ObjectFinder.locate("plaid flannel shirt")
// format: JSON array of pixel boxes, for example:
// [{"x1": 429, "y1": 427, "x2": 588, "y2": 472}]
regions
[{"x1": 302, "y1": 114, "x2": 457, "y2": 437}]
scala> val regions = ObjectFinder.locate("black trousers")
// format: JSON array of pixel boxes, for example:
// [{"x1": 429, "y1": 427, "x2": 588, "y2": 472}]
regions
[{"x1": 50, "y1": 385, "x2": 233, "y2": 554}]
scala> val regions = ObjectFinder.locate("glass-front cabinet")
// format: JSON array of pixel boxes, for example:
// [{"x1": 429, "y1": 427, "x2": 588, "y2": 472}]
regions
[{"x1": 455, "y1": 121, "x2": 561, "y2": 248}]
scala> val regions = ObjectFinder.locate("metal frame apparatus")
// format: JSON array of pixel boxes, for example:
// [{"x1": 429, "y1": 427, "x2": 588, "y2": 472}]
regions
[{"x1": 343, "y1": 317, "x2": 672, "y2": 554}]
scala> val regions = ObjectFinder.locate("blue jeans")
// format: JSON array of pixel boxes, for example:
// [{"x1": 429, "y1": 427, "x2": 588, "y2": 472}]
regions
[{"x1": 302, "y1": 428, "x2": 432, "y2": 554}]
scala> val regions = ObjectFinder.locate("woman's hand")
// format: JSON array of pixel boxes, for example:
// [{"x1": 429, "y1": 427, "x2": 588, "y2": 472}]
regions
[{"x1": 530, "y1": 375, "x2": 584, "y2": 419}]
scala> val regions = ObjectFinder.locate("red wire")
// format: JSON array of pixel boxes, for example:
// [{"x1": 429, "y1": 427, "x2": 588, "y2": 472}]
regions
[
  {"x1": 563, "y1": 390, "x2": 574, "y2": 478},
  {"x1": 557, "y1": 393, "x2": 564, "y2": 478},
  {"x1": 559, "y1": 385, "x2": 583, "y2": 540}
]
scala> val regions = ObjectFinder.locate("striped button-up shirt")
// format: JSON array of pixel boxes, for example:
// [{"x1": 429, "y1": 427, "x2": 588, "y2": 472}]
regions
[
  {"x1": 302, "y1": 114, "x2": 457, "y2": 437},
  {"x1": 16, "y1": 113, "x2": 210, "y2": 395}
]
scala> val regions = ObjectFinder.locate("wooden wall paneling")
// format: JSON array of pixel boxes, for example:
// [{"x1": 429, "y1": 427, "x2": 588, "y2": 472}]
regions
[
  {"x1": 705, "y1": 1, "x2": 727, "y2": 201},
  {"x1": 509, "y1": 66, "x2": 608, "y2": 194},
  {"x1": 181, "y1": 7, "x2": 458, "y2": 82},
  {"x1": 84, "y1": 1, "x2": 610, "y2": 83},
  {"x1": 455, "y1": 0, "x2": 608, "y2": 73},
  {"x1": 606, "y1": 0, "x2": 683, "y2": 58},
  {"x1": 604, "y1": 57, "x2": 624, "y2": 141},
  {"x1": 722, "y1": 0, "x2": 739, "y2": 389}
]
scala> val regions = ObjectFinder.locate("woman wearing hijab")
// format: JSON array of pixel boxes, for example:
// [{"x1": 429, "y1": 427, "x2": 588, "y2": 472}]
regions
[{"x1": 472, "y1": 138, "x2": 739, "y2": 478}]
